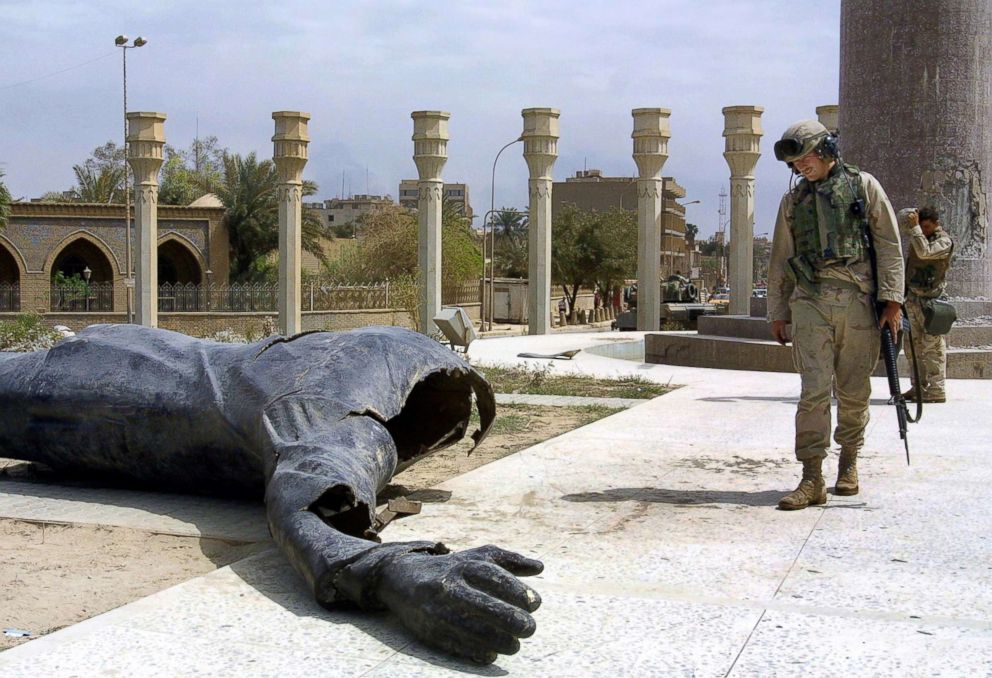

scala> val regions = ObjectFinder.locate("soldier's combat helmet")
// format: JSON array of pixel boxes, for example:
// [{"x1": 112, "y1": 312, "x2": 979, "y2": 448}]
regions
[{"x1": 773, "y1": 119, "x2": 830, "y2": 164}]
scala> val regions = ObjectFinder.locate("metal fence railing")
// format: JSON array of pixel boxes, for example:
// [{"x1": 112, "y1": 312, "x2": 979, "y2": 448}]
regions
[
  {"x1": 38, "y1": 280, "x2": 482, "y2": 315},
  {"x1": 50, "y1": 282, "x2": 113, "y2": 312},
  {"x1": 0, "y1": 283, "x2": 19, "y2": 312},
  {"x1": 158, "y1": 281, "x2": 400, "y2": 313},
  {"x1": 442, "y1": 280, "x2": 481, "y2": 306}
]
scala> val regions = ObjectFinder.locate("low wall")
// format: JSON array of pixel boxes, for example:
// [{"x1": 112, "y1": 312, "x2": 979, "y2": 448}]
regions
[{"x1": 0, "y1": 309, "x2": 419, "y2": 337}]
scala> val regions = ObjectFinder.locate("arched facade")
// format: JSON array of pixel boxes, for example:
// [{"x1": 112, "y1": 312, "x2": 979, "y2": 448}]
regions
[
  {"x1": 1, "y1": 202, "x2": 224, "y2": 317},
  {"x1": 49, "y1": 234, "x2": 116, "y2": 283},
  {"x1": 0, "y1": 238, "x2": 23, "y2": 284},
  {"x1": 158, "y1": 235, "x2": 205, "y2": 285},
  {"x1": 47, "y1": 234, "x2": 117, "y2": 312},
  {"x1": 0, "y1": 238, "x2": 23, "y2": 311}
]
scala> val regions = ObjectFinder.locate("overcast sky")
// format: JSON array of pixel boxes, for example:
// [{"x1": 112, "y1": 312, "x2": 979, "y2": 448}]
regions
[{"x1": 0, "y1": 1, "x2": 840, "y2": 238}]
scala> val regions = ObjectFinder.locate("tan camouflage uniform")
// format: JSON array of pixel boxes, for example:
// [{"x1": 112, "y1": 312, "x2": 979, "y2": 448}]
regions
[
  {"x1": 768, "y1": 171, "x2": 904, "y2": 461},
  {"x1": 898, "y1": 211, "x2": 954, "y2": 399}
]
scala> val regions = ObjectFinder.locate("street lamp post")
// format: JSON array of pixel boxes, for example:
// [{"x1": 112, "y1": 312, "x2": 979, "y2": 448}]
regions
[
  {"x1": 82, "y1": 266, "x2": 92, "y2": 311},
  {"x1": 479, "y1": 207, "x2": 528, "y2": 330},
  {"x1": 483, "y1": 136, "x2": 523, "y2": 331},
  {"x1": 115, "y1": 34, "x2": 147, "y2": 324}
]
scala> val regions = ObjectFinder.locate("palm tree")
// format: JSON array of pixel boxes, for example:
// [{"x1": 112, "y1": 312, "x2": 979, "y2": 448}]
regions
[
  {"x1": 207, "y1": 152, "x2": 327, "y2": 281},
  {"x1": 0, "y1": 169, "x2": 11, "y2": 229},
  {"x1": 69, "y1": 164, "x2": 125, "y2": 203},
  {"x1": 491, "y1": 208, "x2": 528, "y2": 278}
]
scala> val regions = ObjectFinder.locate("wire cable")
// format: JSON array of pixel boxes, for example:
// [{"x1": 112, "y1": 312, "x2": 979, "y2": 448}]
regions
[{"x1": 0, "y1": 51, "x2": 117, "y2": 91}]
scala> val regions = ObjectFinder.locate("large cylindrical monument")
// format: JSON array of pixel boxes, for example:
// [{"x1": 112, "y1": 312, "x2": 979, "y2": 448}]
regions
[{"x1": 840, "y1": 0, "x2": 992, "y2": 297}]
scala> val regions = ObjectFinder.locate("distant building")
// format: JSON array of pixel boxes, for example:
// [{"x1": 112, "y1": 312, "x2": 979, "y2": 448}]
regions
[
  {"x1": 552, "y1": 169, "x2": 692, "y2": 277},
  {"x1": 304, "y1": 195, "x2": 395, "y2": 233},
  {"x1": 397, "y1": 180, "x2": 473, "y2": 219}
]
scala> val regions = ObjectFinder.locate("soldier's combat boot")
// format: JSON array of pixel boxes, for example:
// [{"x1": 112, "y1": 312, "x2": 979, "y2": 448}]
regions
[
  {"x1": 835, "y1": 448, "x2": 859, "y2": 496},
  {"x1": 778, "y1": 457, "x2": 826, "y2": 510}
]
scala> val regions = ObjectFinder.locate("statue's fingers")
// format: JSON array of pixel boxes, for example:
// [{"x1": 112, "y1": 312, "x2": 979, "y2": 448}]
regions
[
  {"x1": 468, "y1": 544, "x2": 544, "y2": 577},
  {"x1": 420, "y1": 624, "x2": 501, "y2": 665},
  {"x1": 463, "y1": 560, "x2": 542, "y2": 614},
  {"x1": 436, "y1": 593, "x2": 527, "y2": 654}
]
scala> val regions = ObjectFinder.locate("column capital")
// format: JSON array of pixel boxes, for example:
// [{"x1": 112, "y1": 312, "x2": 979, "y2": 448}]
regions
[
  {"x1": 272, "y1": 111, "x2": 310, "y2": 184},
  {"x1": 521, "y1": 108, "x2": 559, "y2": 179},
  {"x1": 126, "y1": 111, "x2": 166, "y2": 184},
  {"x1": 722, "y1": 105, "x2": 763, "y2": 177},
  {"x1": 631, "y1": 108, "x2": 671, "y2": 179},
  {"x1": 815, "y1": 104, "x2": 839, "y2": 134},
  {"x1": 411, "y1": 110, "x2": 450, "y2": 181}
]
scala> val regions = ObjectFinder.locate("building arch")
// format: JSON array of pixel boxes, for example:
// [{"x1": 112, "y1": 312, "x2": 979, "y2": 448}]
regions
[
  {"x1": 0, "y1": 235, "x2": 27, "y2": 284},
  {"x1": 157, "y1": 234, "x2": 205, "y2": 285},
  {"x1": 44, "y1": 230, "x2": 122, "y2": 279},
  {"x1": 49, "y1": 236, "x2": 116, "y2": 283}
]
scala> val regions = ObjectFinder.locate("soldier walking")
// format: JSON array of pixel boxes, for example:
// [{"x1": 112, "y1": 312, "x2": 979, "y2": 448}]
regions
[{"x1": 767, "y1": 120, "x2": 905, "y2": 510}]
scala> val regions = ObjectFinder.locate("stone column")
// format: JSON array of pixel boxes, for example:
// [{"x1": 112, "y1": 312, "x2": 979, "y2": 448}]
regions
[
  {"x1": 272, "y1": 111, "x2": 310, "y2": 336},
  {"x1": 126, "y1": 112, "x2": 166, "y2": 328},
  {"x1": 722, "y1": 106, "x2": 763, "y2": 316},
  {"x1": 815, "y1": 104, "x2": 839, "y2": 134},
  {"x1": 411, "y1": 111, "x2": 450, "y2": 335},
  {"x1": 631, "y1": 108, "x2": 671, "y2": 331},
  {"x1": 840, "y1": 0, "x2": 992, "y2": 298},
  {"x1": 522, "y1": 108, "x2": 560, "y2": 335}
]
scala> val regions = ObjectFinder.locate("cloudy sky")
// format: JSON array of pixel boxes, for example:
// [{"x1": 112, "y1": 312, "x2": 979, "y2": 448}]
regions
[{"x1": 0, "y1": 1, "x2": 840, "y2": 238}]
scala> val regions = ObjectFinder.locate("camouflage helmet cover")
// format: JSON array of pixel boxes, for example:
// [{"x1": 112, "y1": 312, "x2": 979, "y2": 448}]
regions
[{"x1": 773, "y1": 119, "x2": 829, "y2": 164}]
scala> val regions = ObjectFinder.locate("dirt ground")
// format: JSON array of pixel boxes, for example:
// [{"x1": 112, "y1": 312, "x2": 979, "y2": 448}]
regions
[{"x1": 0, "y1": 404, "x2": 614, "y2": 651}]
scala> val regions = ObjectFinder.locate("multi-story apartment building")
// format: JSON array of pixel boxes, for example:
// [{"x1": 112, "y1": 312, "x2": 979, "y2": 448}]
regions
[{"x1": 551, "y1": 169, "x2": 692, "y2": 277}]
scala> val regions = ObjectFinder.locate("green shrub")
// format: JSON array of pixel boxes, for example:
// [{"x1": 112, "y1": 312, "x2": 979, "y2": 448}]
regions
[{"x1": 0, "y1": 313, "x2": 63, "y2": 352}]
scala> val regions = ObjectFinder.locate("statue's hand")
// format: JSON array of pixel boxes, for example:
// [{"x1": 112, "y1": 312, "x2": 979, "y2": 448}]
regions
[{"x1": 340, "y1": 542, "x2": 543, "y2": 664}]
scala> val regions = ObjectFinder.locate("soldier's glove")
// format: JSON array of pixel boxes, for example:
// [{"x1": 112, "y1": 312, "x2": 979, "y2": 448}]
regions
[{"x1": 334, "y1": 541, "x2": 543, "y2": 664}]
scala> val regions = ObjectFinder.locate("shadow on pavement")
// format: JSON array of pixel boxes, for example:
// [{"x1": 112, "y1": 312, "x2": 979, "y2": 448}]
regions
[{"x1": 561, "y1": 486, "x2": 787, "y2": 507}]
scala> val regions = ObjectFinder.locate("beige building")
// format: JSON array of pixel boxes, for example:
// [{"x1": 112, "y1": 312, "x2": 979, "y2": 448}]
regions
[
  {"x1": 0, "y1": 201, "x2": 228, "y2": 313},
  {"x1": 398, "y1": 180, "x2": 473, "y2": 219},
  {"x1": 551, "y1": 169, "x2": 692, "y2": 277},
  {"x1": 305, "y1": 195, "x2": 395, "y2": 234}
]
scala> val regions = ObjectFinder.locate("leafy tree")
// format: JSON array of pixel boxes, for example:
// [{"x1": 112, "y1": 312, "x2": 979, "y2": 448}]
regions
[
  {"x1": 211, "y1": 152, "x2": 328, "y2": 282},
  {"x1": 491, "y1": 208, "x2": 528, "y2": 278},
  {"x1": 326, "y1": 199, "x2": 481, "y2": 286},
  {"x1": 0, "y1": 169, "x2": 11, "y2": 229},
  {"x1": 68, "y1": 163, "x2": 126, "y2": 203},
  {"x1": 440, "y1": 198, "x2": 483, "y2": 285},
  {"x1": 159, "y1": 136, "x2": 226, "y2": 206},
  {"x1": 552, "y1": 204, "x2": 637, "y2": 311}
]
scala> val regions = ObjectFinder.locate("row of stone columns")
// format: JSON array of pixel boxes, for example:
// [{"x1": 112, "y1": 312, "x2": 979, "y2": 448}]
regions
[
  {"x1": 124, "y1": 105, "x2": 833, "y2": 336},
  {"x1": 123, "y1": 109, "x2": 311, "y2": 336},
  {"x1": 411, "y1": 108, "x2": 560, "y2": 336}
]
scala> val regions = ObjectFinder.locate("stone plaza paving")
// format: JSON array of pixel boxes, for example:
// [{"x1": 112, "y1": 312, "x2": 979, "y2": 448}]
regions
[{"x1": 1, "y1": 331, "x2": 990, "y2": 676}]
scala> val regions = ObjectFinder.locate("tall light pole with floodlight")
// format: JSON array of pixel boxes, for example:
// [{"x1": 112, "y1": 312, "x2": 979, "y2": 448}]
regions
[{"x1": 115, "y1": 34, "x2": 147, "y2": 323}]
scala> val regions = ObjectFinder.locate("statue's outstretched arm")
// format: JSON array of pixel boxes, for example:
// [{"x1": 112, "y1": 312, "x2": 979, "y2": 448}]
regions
[{"x1": 263, "y1": 411, "x2": 542, "y2": 664}]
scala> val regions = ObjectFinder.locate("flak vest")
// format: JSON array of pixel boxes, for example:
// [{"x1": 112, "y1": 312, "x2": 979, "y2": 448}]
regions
[
  {"x1": 906, "y1": 228, "x2": 953, "y2": 298},
  {"x1": 790, "y1": 163, "x2": 867, "y2": 267}
]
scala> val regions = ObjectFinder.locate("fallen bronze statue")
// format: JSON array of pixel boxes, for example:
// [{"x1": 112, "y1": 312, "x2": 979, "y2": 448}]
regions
[{"x1": 0, "y1": 324, "x2": 542, "y2": 664}]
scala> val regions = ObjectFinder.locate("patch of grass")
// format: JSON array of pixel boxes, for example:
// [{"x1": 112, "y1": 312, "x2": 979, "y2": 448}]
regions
[
  {"x1": 470, "y1": 403, "x2": 622, "y2": 438},
  {"x1": 476, "y1": 364, "x2": 677, "y2": 399}
]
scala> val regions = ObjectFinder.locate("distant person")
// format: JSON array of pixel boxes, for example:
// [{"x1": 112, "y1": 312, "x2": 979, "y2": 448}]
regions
[
  {"x1": 899, "y1": 206, "x2": 954, "y2": 403},
  {"x1": 767, "y1": 119, "x2": 904, "y2": 510}
]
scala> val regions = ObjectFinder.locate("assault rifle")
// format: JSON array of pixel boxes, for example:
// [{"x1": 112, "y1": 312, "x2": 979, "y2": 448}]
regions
[
  {"x1": 857, "y1": 186, "x2": 921, "y2": 466},
  {"x1": 880, "y1": 323, "x2": 913, "y2": 464}
]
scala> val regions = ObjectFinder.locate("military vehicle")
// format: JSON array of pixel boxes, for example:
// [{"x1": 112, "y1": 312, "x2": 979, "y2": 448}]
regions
[{"x1": 613, "y1": 275, "x2": 719, "y2": 330}]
